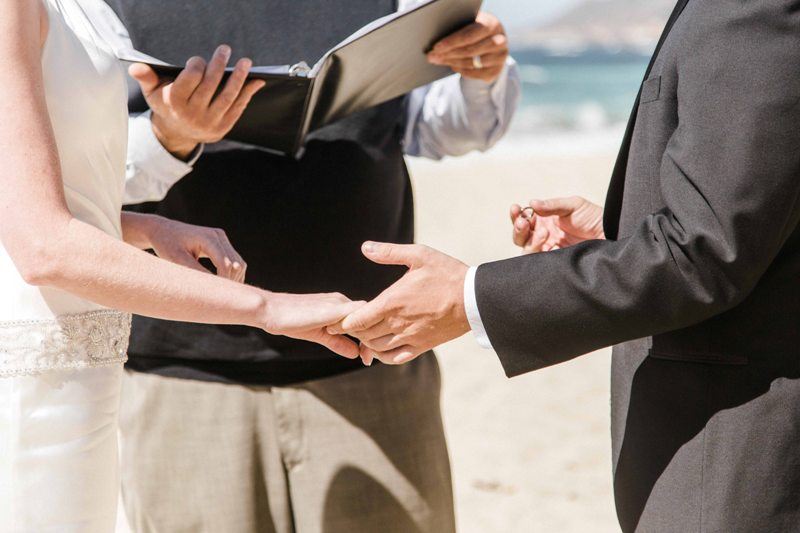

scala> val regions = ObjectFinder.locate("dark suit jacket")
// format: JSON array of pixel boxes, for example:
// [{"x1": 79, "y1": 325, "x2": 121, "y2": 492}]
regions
[{"x1": 475, "y1": 0, "x2": 800, "y2": 530}]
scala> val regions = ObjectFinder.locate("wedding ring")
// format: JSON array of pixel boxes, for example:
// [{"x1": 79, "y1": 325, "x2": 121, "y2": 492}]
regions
[{"x1": 472, "y1": 55, "x2": 484, "y2": 69}]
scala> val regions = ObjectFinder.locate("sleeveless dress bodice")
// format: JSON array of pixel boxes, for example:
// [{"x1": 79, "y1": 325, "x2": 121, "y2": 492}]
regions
[{"x1": 0, "y1": 0, "x2": 131, "y2": 376}]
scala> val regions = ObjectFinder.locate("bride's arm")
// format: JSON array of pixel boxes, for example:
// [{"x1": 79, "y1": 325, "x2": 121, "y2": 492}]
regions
[{"x1": 0, "y1": 2, "x2": 360, "y2": 357}]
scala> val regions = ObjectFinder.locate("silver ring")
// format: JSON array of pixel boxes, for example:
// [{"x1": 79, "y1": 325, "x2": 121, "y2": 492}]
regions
[{"x1": 472, "y1": 55, "x2": 483, "y2": 69}]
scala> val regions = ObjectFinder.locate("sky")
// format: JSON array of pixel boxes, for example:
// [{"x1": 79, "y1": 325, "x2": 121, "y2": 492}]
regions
[{"x1": 482, "y1": 0, "x2": 584, "y2": 30}]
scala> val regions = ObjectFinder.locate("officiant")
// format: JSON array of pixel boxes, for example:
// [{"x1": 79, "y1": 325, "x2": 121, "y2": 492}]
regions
[{"x1": 87, "y1": 0, "x2": 520, "y2": 530}]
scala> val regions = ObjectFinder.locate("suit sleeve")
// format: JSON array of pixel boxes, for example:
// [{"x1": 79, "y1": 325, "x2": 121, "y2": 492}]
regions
[{"x1": 475, "y1": 0, "x2": 800, "y2": 377}]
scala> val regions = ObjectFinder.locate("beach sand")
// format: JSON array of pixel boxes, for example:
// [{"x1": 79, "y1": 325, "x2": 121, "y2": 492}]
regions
[{"x1": 408, "y1": 138, "x2": 621, "y2": 532}]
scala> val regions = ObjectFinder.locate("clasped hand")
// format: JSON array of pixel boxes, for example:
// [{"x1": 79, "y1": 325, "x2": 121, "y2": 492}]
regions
[
  {"x1": 328, "y1": 242, "x2": 471, "y2": 366},
  {"x1": 330, "y1": 196, "x2": 606, "y2": 366}
]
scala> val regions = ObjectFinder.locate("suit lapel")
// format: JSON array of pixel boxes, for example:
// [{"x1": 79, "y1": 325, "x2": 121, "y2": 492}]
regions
[{"x1": 602, "y1": 0, "x2": 691, "y2": 240}]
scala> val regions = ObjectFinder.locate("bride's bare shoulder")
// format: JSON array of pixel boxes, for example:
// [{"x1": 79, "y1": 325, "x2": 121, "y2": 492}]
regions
[{"x1": 0, "y1": 1, "x2": 48, "y2": 51}]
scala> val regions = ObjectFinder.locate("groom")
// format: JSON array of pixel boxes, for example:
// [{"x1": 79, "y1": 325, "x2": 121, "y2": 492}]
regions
[
  {"x1": 336, "y1": 0, "x2": 800, "y2": 530},
  {"x1": 88, "y1": 0, "x2": 520, "y2": 531}
]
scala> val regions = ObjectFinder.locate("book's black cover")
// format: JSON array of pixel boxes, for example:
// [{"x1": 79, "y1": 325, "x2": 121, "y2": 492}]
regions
[{"x1": 124, "y1": 0, "x2": 482, "y2": 157}]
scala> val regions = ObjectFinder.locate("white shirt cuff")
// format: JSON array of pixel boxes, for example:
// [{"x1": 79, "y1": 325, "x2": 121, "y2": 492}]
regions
[
  {"x1": 124, "y1": 111, "x2": 203, "y2": 204},
  {"x1": 459, "y1": 57, "x2": 517, "y2": 113},
  {"x1": 464, "y1": 266, "x2": 494, "y2": 350}
]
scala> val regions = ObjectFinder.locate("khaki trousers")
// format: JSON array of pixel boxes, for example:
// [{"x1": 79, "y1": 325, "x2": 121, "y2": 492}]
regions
[{"x1": 118, "y1": 356, "x2": 455, "y2": 533}]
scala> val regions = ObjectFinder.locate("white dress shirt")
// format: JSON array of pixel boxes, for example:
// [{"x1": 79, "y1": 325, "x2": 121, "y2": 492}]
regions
[{"x1": 83, "y1": 0, "x2": 510, "y2": 348}]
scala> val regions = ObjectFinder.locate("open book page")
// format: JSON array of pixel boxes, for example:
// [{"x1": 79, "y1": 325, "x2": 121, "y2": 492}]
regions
[
  {"x1": 115, "y1": 48, "x2": 173, "y2": 67},
  {"x1": 309, "y1": 0, "x2": 437, "y2": 76}
]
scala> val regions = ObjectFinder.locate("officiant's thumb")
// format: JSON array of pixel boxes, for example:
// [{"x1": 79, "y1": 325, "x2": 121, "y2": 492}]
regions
[
  {"x1": 362, "y1": 242, "x2": 423, "y2": 268},
  {"x1": 129, "y1": 63, "x2": 160, "y2": 95}
]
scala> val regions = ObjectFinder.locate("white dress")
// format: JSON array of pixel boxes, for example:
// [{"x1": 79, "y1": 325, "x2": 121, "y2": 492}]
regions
[{"x1": 0, "y1": 0, "x2": 131, "y2": 530}]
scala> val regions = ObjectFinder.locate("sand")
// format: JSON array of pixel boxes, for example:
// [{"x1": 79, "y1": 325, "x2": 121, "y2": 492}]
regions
[
  {"x1": 117, "y1": 136, "x2": 624, "y2": 533},
  {"x1": 408, "y1": 141, "x2": 621, "y2": 532}
]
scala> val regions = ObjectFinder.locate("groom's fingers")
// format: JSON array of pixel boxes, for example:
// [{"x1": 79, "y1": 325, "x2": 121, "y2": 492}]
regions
[
  {"x1": 361, "y1": 241, "x2": 426, "y2": 268},
  {"x1": 361, "y1": 333, "x2": 404, "y2": 352},
  {"x1": 338, "y1": 299, "x2": 385, "y2": 333},
  {"x1": 348, "y1": 321, "x2": 393, "y2": 342},
  {"x1": 525, "y1": 219, "x2": 550, "y2": 254},
  {"x1": 529, "y1": 197, "x2": 580, "y2": 218},
  {"x1": 513, "y1": 214, "x2": 532, "y2": 247}
]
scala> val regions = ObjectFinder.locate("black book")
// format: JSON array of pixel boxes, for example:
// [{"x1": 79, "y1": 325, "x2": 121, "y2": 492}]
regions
[{"x1": 118, "y1": 0, "x2": 482, "y2": 157}]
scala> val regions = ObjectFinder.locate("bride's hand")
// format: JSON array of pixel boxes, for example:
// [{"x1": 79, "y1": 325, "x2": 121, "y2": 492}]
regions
[
  {"x1": 122, "y1": 213, "x2": 247, "y2": 282},
  {"x1": 262, "y1": 293, "x2": 366, "y2": 359}
]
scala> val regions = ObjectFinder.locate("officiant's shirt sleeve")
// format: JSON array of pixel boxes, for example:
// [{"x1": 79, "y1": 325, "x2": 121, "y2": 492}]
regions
[
  {"x1": 474, "y1": 0, "x2": 800, "y2": 377},
  {"x1": 403, "y1": 59, "x2": 521, "y2": 160},
  {"x1": 398, "y1": 0, "x2": 520, "y2": 158},
  {"x1": 124, "y1": 111, "x2": 202, "y2": 204}
]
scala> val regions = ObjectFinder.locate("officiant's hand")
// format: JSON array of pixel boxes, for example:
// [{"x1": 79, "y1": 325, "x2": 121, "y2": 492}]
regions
[
  {"x1": 427, "y1": 12, "x2": 509, "y2": 83},
  {"x1": 511, "y1": 196, "x2": 605, "y2": 254},
  {"x1": 328, "y1": 242, "x2": 470, "y2": 366},
  {"x1": 129, "y1": 45, "x2": 266, "y2": 160}
]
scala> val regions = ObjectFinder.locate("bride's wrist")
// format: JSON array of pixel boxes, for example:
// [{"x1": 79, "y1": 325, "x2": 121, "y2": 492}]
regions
[
  {"x1": 121, "y1": 212, "x2": 163, "y2": 250},
  {"x1": 252, "y1": 289, "x2": 277, "y2": 332}
]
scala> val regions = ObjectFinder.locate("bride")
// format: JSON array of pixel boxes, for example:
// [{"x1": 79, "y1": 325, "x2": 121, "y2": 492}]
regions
[{"x1": 0, "y1": 0, "x2": 361, "y2": 530}]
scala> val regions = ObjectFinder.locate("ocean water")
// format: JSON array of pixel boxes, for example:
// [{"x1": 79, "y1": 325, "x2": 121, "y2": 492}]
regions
[{"x1": 486, "y1": 51, "x2": 650, "y2": 158}]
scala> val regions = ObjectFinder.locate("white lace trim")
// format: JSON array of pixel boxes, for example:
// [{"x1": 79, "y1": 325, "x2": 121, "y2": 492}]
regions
[{"x1": 0, "y1": 310, "x2": 131, "y2": 377}]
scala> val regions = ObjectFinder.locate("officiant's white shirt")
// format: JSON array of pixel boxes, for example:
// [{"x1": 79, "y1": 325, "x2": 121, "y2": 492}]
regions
[{"x1": 82, "y1": 0, "x2": 512, "y2": 349}]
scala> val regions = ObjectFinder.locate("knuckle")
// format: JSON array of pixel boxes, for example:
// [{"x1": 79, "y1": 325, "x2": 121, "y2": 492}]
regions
[{"x1": 217, "y1": 95, "x2": 235, "y2": 108}]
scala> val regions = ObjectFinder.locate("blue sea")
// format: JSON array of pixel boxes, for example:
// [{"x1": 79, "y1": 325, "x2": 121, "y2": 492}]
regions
[{"x1": 507, "y1": 50, "x2": 650, "y2": 146}]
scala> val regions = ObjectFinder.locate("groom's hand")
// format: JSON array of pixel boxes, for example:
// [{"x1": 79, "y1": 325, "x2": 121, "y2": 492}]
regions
[
  {"x1": 130, "y1": 45, "x2": 266, "y2": 160},
  {"x1": 328, "y1": 242, "x2": 471, "y2": 366},
  {"x1": 512, "y1": 196, "x2": 605, "y2": 254}
]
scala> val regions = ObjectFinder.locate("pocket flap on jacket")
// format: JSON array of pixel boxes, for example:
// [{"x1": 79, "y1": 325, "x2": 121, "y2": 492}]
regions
[{"x1": 640, "y1": 76, "x2": 661, "y2": 104}]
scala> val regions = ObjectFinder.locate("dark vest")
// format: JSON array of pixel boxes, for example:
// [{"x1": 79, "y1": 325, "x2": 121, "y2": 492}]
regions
[{"x1": 109, "y1": 0, "x2": 412, "y2": 385}]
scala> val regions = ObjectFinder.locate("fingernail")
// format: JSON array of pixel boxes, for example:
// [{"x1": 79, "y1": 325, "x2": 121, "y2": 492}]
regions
[
  {"x1": 219, "y1": 45, "x2": 231, "y2": 58},
  {"x1": 362, "y1": 241, "x2": 376, "y2": 253}
]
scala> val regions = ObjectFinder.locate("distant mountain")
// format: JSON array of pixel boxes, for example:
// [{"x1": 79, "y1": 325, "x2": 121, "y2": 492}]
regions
[{"x1": 509, "y1": 0, "x2": 675, "y2": 55}]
